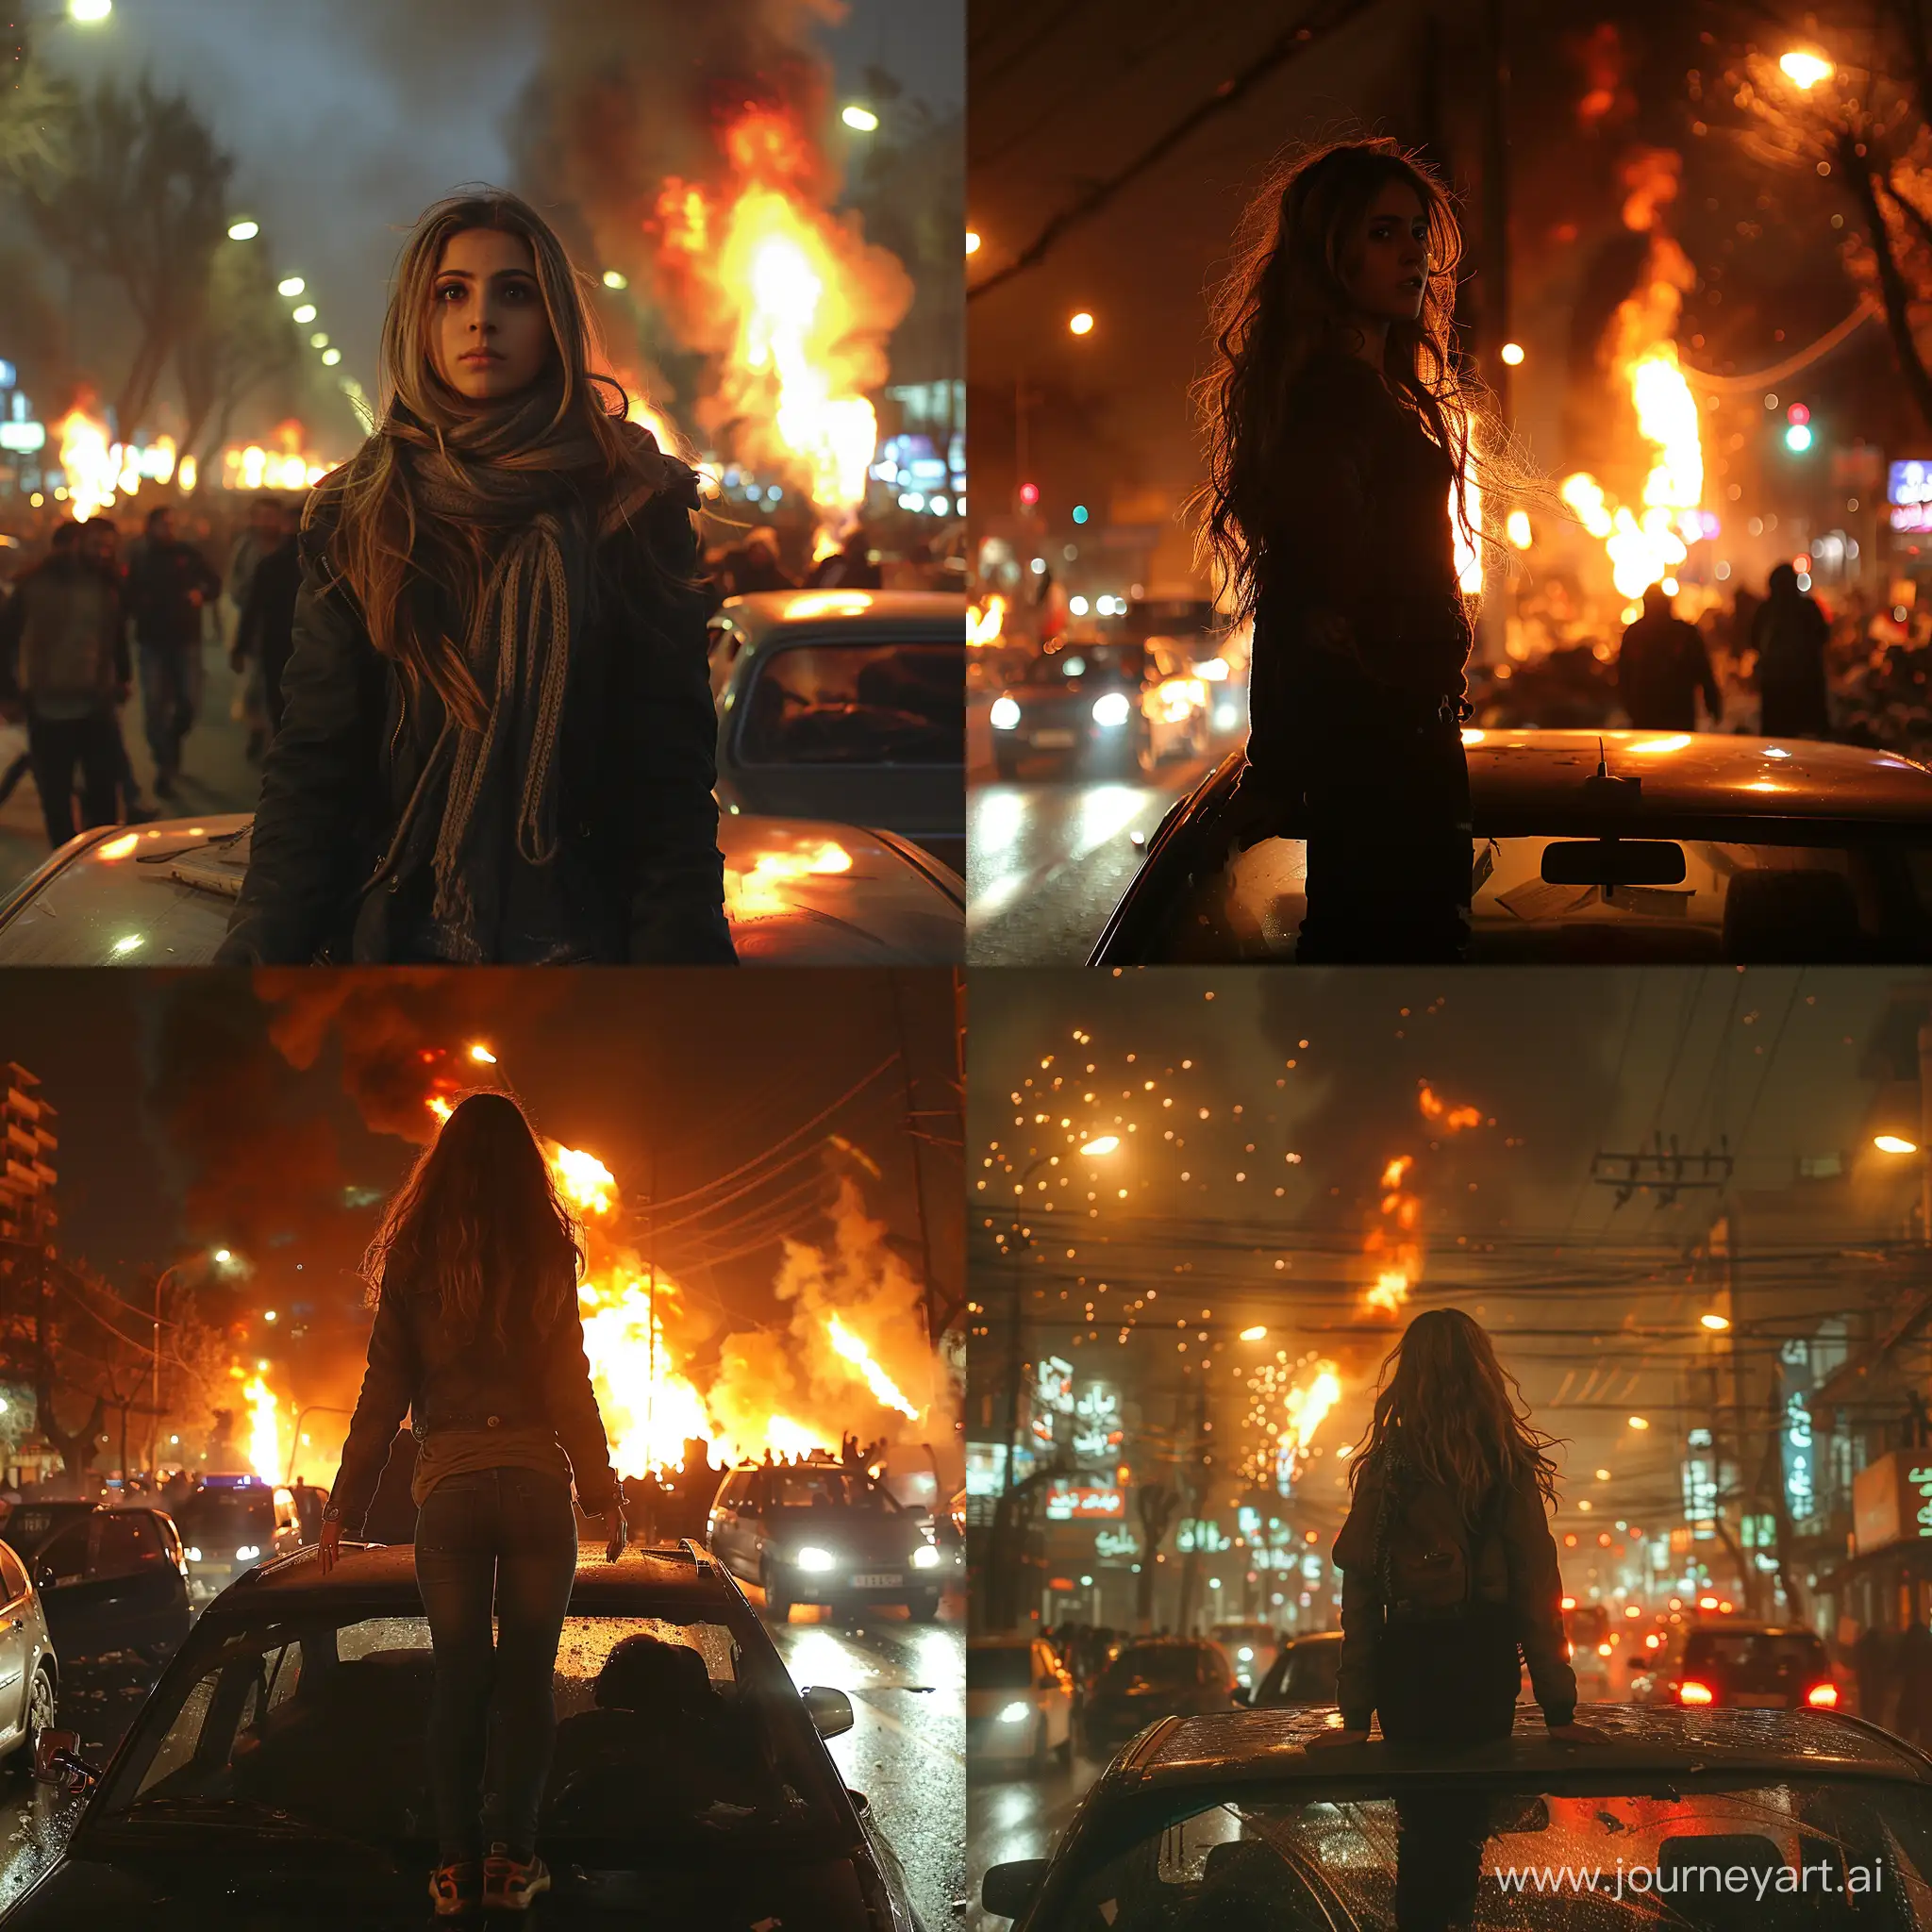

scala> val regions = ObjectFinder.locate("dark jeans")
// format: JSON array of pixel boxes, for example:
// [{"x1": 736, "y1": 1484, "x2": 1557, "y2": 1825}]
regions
[
  {"x1": 1377, "y1": 1608, "x2": 1521, "y2": 1930},
  {"x1": 26, "y1": 707, "x2": 121, "y2": 848},
  {"x1": 139, "y1": 639, "x2": 201, "y2": 775},
  {"x1": 1293, "y1": 709, "x2": 1472, "y2": 963},
  {"x1": 414, "y1": 1465, "x2": 578, "y2": 1863}
]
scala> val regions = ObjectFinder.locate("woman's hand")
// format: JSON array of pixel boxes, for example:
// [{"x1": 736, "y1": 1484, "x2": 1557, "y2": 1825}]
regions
[
  {"x1": 316, "y1": 1518, "x2": 341, "y2": 1575},
  {"x1": 1547, "y1": 1719, "x2": 1611, "y2": 1745},
  {"x1": 604, "y1": 1503, "x2": 627, "y2": 1564},
  {"x1": 1305, "y1": 1725, "x2": 1370, "y2": 1751}
]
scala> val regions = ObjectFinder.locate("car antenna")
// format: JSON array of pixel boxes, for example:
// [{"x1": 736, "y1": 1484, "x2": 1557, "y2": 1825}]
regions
[{"x1": 1584, "y1": 735, "x2": 1641, "y2": 805}]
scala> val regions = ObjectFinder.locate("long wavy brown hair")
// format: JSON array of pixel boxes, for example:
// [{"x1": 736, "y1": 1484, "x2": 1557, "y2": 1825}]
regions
[
  {"x1": 361, "y1": 1091, "x2": 583, "y2": 1347},
  {"x1": 314, "y1": 188, "x2": 665, "y2": 731},
  {"x1": 1348, "y1": 1308, "x2": 1559, "y2": 1522},
  {"x1": 1192, "y1": 137, "x2": 1527, "y2": 624}
]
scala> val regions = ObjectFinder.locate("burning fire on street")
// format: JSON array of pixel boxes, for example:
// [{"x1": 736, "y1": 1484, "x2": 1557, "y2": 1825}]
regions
[{"x1": 1360, "y1": 1083, "x2": 1489, "y2": 1316}]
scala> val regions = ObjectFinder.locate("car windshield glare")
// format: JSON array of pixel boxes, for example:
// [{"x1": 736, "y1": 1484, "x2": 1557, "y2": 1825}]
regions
[
  {"x1": 1051, "y1": 1775, "x2": 1932, "y2": 1930},
  {"x1": 739, "y1": 641, "x2": 963, "y2": 766},
  {"x1": 93, "y1": 1608, "x2": 840, "y2": 1852}
]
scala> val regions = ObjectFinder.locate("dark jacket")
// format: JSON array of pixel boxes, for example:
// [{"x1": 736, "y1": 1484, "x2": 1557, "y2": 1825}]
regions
[
  {"x1": 215, "y1": 471, "x2": 736, "y2": 966},
  {"x1": 1751, "y1": 591, "x2": 1831, "y2": 738},
  {"x1": 1332, "y1": 1448, "x2": 1576, "y2": 1733},
  {"x1": 234, "y1": 534, "x2": 301, "y2": 732},
  {"x1": 0, "y1": 557, "x2": 127, "y2": 709},
  {"x1": 1246, "y1": 350, "x2": 1473, "y2": 786},
  {"x1": 1618, "y1": 610, "x2": 1722, "y2": 731},
  {"x1": 125, "y1": 536, "x2": 220, "y2": 651},
  {"x1": 329, "y1": 1282, "x2": 620, "y2": 1535}
]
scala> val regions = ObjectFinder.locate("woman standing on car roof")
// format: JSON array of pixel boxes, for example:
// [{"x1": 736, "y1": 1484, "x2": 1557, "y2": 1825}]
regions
[
  {"x1": 216, "y1": 187, "x2": 734, "y2": 966},
  {"x1": 319, "y1": 1091, "x2": 625, "y2": 1919},
  {"x1": 1196, "y1": 139, "x2": 1530, "y2": 962},
  {"x1": 1319, "y1": 1308, "x2": 1604, "y2": 1930}
]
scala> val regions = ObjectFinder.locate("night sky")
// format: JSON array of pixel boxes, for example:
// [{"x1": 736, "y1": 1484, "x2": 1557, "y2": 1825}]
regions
[{"x1": 971, "y1": 969, "x2": 1922, "y2": 1539}]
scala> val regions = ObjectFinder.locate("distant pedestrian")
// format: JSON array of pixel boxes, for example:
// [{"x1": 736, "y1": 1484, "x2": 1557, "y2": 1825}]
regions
[
  {"x1": 807, "y1": 526, "x2": 882, "y2": 590},
  {"x1": 1320, "y1": 1308, "x2": 1603, "y2": 1930},
  {"x1": 79, "y1": 517, "x2": 154, "y2": 822},
  {"x1": 0, "y1": 521, "x2": 129, "y2": 847},
  {"x1": 231, "y1": 510, "x2": 301, "y2": 737},
  {"x1": 719, "y1": 525, "x2": 795, "y2": 597},
  {"x1": 228, "y1": 495, "x2": 291, "y2": 758},
  {"x1": 1752, "y1": 561, "x2": 1832, "y2": 739},
  {"x1": 125, "y1": 504, "x2": 220, "y2": 796},
  {"x1": 1617, "y1": 582, "x2": 1723, "y2": 731}
]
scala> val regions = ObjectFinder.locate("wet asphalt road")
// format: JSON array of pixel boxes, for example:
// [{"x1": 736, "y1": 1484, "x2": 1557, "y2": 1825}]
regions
[
  {"x1": 965, "y1": 1737, "x2": 1105, "y2": 1932},
  {"x1": 768, "y1": 1594, "x2": 967, "y2": 1932},
  {"x1": 965, "y1": 756, "x2": 1217, "y2": 965}
]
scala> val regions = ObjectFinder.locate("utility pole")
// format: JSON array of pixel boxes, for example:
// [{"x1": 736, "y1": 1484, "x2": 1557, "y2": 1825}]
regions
[{"x1": 1591, "y1": 1137, "x2": 1734, "y2": 1209}]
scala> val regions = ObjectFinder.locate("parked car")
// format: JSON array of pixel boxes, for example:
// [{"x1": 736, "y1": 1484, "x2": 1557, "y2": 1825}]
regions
[
  {"x1": 1207, "y1": 1621, "x2": 1283, "y2": 1695},
  {"x1": 968, "y1": 1637, "x2": 1073, "y2": 1772},
  {"x1": 706, "y1": 1457, "x2": 944, "y2": 1623},
  {"x1": 1078, "y1": 1639, "x2": 1241, "y2": 1759},
  {"x1": 1092, "y1": 731, "x2": 1932, "y2": 964},
  {"x1": 7, "y1": 1540, "x2": 922, "y2": 1930},
  {"x1": 708, "y1": 588, "x2": 965, "y2": 875},
  {"x1": 0, "y1": 808, "x2": 964, "y2": 967},
  {"x1": 173, "y1": 1475, "x2": 302, "y2": 1604},
  {"x1": 0, "y1": 1539, "x2": 58, "y2": 1773},
  {"x1": 1247, "y1": 1630, "x2": 1342, "y2": 1708},
  {"x1": 1671, "y1": 1622, "x2": 1840, "y2": 1710},
  {"x1": 980, "y1": 1704, "x2": 1932, "y2": 1927},
  {"x1": 0, "y1": 1502, "x2": 187, "y2": 1667},
  {"x1": 988, "y1": 637, "x2": 1212, "y2": 781}
]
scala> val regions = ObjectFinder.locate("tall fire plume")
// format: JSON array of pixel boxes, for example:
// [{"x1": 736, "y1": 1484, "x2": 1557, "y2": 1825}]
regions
[
  {"x1": 1360, "y1": 1082, "x2": 1489, "y2": 1317},
  {"x1": 1241, "y1": 1353, "x2": 1343, "y2": 1496},
  {"x1": 513, "y1": 5, "x2": 912, "y2": 551}
]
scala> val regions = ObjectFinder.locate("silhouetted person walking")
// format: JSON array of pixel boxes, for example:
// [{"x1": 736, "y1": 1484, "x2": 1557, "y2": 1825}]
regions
[
  {"x1": 125, "y1": 504, "x2": 220, "y2": 795},
  {"x1": 1617, "y1": 582, "x2": 1723, "y2": 731},
  {"x1": 1752, "y1": 561, "x2": 1832, "y2": 739}
]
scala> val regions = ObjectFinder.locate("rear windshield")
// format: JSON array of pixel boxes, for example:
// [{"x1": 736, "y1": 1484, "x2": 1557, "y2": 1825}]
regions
[
  {"x1": 1098, "y1": 1648, "x2": 1201, "y2": 1693},
  {"x1": 969, "y1": 1648, "x2": 1037, "y2": 1690},
  {"x1": 94, "y1": 1607, "x2": 841, "y2": 1852},
  {"x1": 175, "y1": 1492, "x2": 276, "y2": 1539},
  {"x1": 739, "y1": 641, "x2": 962, "y2": 766},
  {"x1": 0, "y1": 1504, "x2": 93, "y2": 1559},
  {"x1": 1684, "y1": 1630, "x2": 1827, "y2": 1674}
]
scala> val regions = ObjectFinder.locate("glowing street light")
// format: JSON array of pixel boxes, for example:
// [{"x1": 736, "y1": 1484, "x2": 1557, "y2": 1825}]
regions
[
  {"x1": 1240, "y1": 1325, "x2": 1268, "y2": 1341},
  {"x1": 1627, "y1": 1415, "x2": 1651, "y2": 1431},
  {"x1": 213, "y1": 1249, "x2": 233, "y2": 1266},
  {"x1": 68, "y1": 0, "x2": 111, "y2": 21},
  {"x1": 965, "y1": 230, "x2": 981, "y2": 256},
  {"x1": 1779, "y1": 50, "x2": 1835, "y2": 91},
  {"x1": 308, "y1": 332, "x2": 329, "y2": 350},
  {"x1": 226, "y1": 218, "x2": 259, "y2": 242},
  {"x1": 601, "y1": 270, "x2": 628, "y2": 291},
  {"x1": 1079, "y1": 1135, "x2": 1120, "y2": 1157},
  {"x1": 321, "y1": 349, "x2": 341, "y2": 366},
  {"x1": 1499, "y1": 341, "x2": 1524, "y2": 365},
  {"x1": 291, "y1": 303, "x2": 317, "y2": 325},
  {"x1": 841, "y1": 104, "x2": 879, "y2": 132},
  {"x1": 1700, "y1": 1312, "x2": 1731, "y2": 1332},
  {"x1": 1069, "y1": 311, "x2": 1095, "y2": 337},
  {"x1": 1876, "y1": 1134, "x2": 1920, "y2": 1155},
  {"x1": 469, "y1": 1044, "x2": 497, "y2": 1064},
  {"x1": 277, "y1": 275, "x2": 306, "y2": 299}
]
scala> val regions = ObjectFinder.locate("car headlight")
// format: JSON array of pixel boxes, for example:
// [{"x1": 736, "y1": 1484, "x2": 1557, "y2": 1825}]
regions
[
  {"x1": 183, "y1": 1546, "x2": 202, "y2": 1563},
  {"x1": 794, "y1": 1546, "x2": 839, "y2": 1573},
  {"x1": 913, "y1": 1544, "x2": 941, "y2": 1570},
  {"x1": 997, "y1": 1700, "x2": 1032, "y2": 1724},
  {"x1": 1091, "y1": 691, "x2": 1132, "y2": 728},
  {"x1": 990, "y1": 696, "x2": 1022, "y2": 730},
  {"x1": 235, "y1": 1545, "x2": 260, "y2": 1562}
]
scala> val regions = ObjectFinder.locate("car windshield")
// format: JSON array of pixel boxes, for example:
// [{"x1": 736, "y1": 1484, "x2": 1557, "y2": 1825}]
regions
[
  {"x1": 738, "y1": 641, "x2": 962, "y2": 765},
  {"x1": 1047, "y1": 1774, "x2": 1932, "y2": 1930},
  {"x1": 1142, "y1": 830, "x2": 1932, "y2": 964},
  {"x1": 176, "y1": 1492, "x2": 276, "y2": 1541},
  {"x1": 970, "y1": 1648, "x2": 1038, "y2": 1690},
  {"x1": 92, "y1": 1607, "x2": 840, "y2": 1853},
  {"x1": 1098, "y1": 1649, "x2": 1199, "y2": 1694},
  {"x1": 768, "y1": 1467, "x2": 895, "y2": 1510},
  {"x1": 1685, "y1": 1632, "x2": 1827, "y2": 1674}
]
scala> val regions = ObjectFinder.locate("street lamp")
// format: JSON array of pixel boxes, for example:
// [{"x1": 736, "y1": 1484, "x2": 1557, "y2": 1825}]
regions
[
  {"x1": 291, "y1": 304, "x2": 317, "y2": 325},
  {"x1": 1876, "y1": 1134, "x2": 1919, "y2": 1155},
  {"x1": 1240, "y1": 1325, "x2": 1267, "y2": 1342},
  {"x1": 1627, "y1": 1415, "x2": 1651, "y2": 1431},
  {"x1": 601, "y1": 270, "x2": 628, "y2": 291},
  {"x1": 67, "y1": 0, "x2": 111, "y2": 21},
  {"x1": 965, "y1": 230, "x2": 981, "y2": 257},
  {"x1": 226, "y1": 219, "x2": 259, "y2": 242},
  {"x1": 1700, "y1": 1312, "x2": 1730, "y2": 1332},
  {"x1": 1069, "y1": 311, "x2": 1095, "y2": 337},
  {"x1": 276, "y1": 275, "x2": 306, "y2": 299},
  {"x1": 1079, "y1": 1135, "x2": 1120, "y2": 1157},
  {"x1": 841, "y1": 105, "x2": 879, "y2": 132},
  {"x1": 1499, "y1": 341, "x2": 1524, "y2": 365}
]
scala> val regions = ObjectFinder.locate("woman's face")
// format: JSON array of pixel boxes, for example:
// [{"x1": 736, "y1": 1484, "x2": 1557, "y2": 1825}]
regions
[
  {"x1": 1339, "y1": 180, "x2": 1431, "y2": 325},
  {"x1": 428, "y1": 227, "x2": 555, "y2": 402}
]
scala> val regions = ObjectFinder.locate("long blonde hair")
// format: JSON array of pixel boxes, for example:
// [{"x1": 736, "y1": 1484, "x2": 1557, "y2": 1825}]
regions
[
  {"x1": 1349, "y1": 1308, "x2": 1559, "y2": 1522},
  {"x1": 315, "y1": 188, "x2": 665, "y2": 731}
]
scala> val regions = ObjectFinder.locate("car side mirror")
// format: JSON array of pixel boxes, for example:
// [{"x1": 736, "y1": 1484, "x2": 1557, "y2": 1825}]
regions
[
  {"x1": 31, "y1": 1729, "x2": 101, "y2": 1794},
  {"x1": 983, "y1": 1859, "x2": 1050, "y2": 1921},
  {"x1": 802, "y1": 1685, "x2": 854, "y2": 1740}
]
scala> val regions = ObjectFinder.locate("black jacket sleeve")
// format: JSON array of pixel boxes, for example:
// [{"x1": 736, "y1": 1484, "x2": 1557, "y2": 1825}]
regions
[
  {"x1": 1501, "y1": 1478, "x2": 1577, "y2": 1724},
  {"x1": 1331, "y1": 1464, "x2": 1383, "y2": 1730},
  {"x1": 0, "y1": 588, "x2": 22, "y2": 703},
  {"x1": 541, "y1": 1301, "x2": 620, "y2": 1513},
  {"x1": 328, "y1": 1292, "x2": 419, "y2": 1536},
  {"x1": 216, "y1": 535, "x2": 384, "y2": 964},
  {"x1": 615, "y1": 486, "x2": 735, "y2": 964}
]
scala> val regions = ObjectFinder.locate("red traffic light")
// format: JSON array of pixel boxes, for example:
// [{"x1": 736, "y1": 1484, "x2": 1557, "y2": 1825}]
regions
[
  {"x1": 1018, "y1": 481, "x2": 1041, "y2": 506},
  {"x1": 1787, "y1": 403, "x2": 1810, "y2": 425}
]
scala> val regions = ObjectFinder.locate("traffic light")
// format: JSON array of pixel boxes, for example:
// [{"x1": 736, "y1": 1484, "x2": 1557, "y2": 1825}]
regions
[
  {"x1": 1018, "y1": 481, "x2": 1040, "y2": 506},
  {"x1": 1785, "y1": 402, "x2": 1813, "y2": 453}
]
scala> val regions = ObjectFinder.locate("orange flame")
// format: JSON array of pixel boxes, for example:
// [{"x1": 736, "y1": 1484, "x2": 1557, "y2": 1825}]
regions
[
  {"x1": 724, "y1": 839, "x2": 854, "y2": 920},
  {"x1": 968, "y1": 594, "x2": 1006, "y2": 646},
  {"x1": 228, "y1": 1366, "x2": 283, "y2": 1485},
  {"x1": 825, "y1": 1313, "x2": 920, "y2": 1419},
  {"x1": 55, "y1": 403, "x2": 119, "y2": 521},
  {"x1": 1364, "y1": 1156, "x2": 1421, "y2": 1315},
  {"x1": 1418, "y1": 1086, "x2": 1482, "y2": 1132}
]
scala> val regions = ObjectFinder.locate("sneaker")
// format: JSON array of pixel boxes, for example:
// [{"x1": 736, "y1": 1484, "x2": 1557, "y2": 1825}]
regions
[
  {"x1": 427, "y1": 1859, "x2": 481, "y2": 1918},
  {"x1": 482, "y1": 1842, "x2": 551, "y2": 1911}
]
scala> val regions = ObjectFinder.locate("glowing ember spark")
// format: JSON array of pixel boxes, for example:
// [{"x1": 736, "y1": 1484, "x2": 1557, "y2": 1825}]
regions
[
  {"x1": 427, "y1": 1096, "x2": 453, "y2": 1124},
  {"x1": 825, "y1": 1313, "x2": 921, "y2": 1419},
  {"x1": 1418, "y1": 1085, "x2": 1481, "y2": 1131},
  {"x1": 550, "y1": 1145, "x2": 617, "y2": 1218}
]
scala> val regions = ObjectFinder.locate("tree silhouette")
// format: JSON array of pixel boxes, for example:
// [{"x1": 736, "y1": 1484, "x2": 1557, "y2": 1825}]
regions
[{"x1": 175, "y1": 235, "x2": 304, "y2": 471}]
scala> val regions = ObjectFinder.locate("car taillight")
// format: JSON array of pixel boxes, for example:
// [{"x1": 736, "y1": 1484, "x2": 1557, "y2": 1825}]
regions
[
  {"x1": 1807, "y1": 1682, "x2": 1839, "y2": 1708},
  {"x1": 1677, "y1": 1679, "x2": 1715, "y2": 1706}
]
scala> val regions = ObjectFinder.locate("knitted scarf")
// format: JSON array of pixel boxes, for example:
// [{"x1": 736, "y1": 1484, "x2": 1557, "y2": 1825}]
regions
[{"x1": 371, "y1": 385, "x2": 674, "y2": 960}]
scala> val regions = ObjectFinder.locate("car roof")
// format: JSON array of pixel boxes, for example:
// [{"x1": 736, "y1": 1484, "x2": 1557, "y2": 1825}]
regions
[
  {"x1": 715, "y1": 589, "x2": 964, "y2": 646},
  {"x1": 1108, "y1": 1706, "x2": 1932, "y2": 1790},
  {"x1": 0, "y1": 812, "x2": 963, "y2": 965},
  {"x1": 201, "y1": 1541, "x2": 744, "y2": 1622},
  {"x1": 1465, "y1": 729, "x2": 1932, "y2": 824}
]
